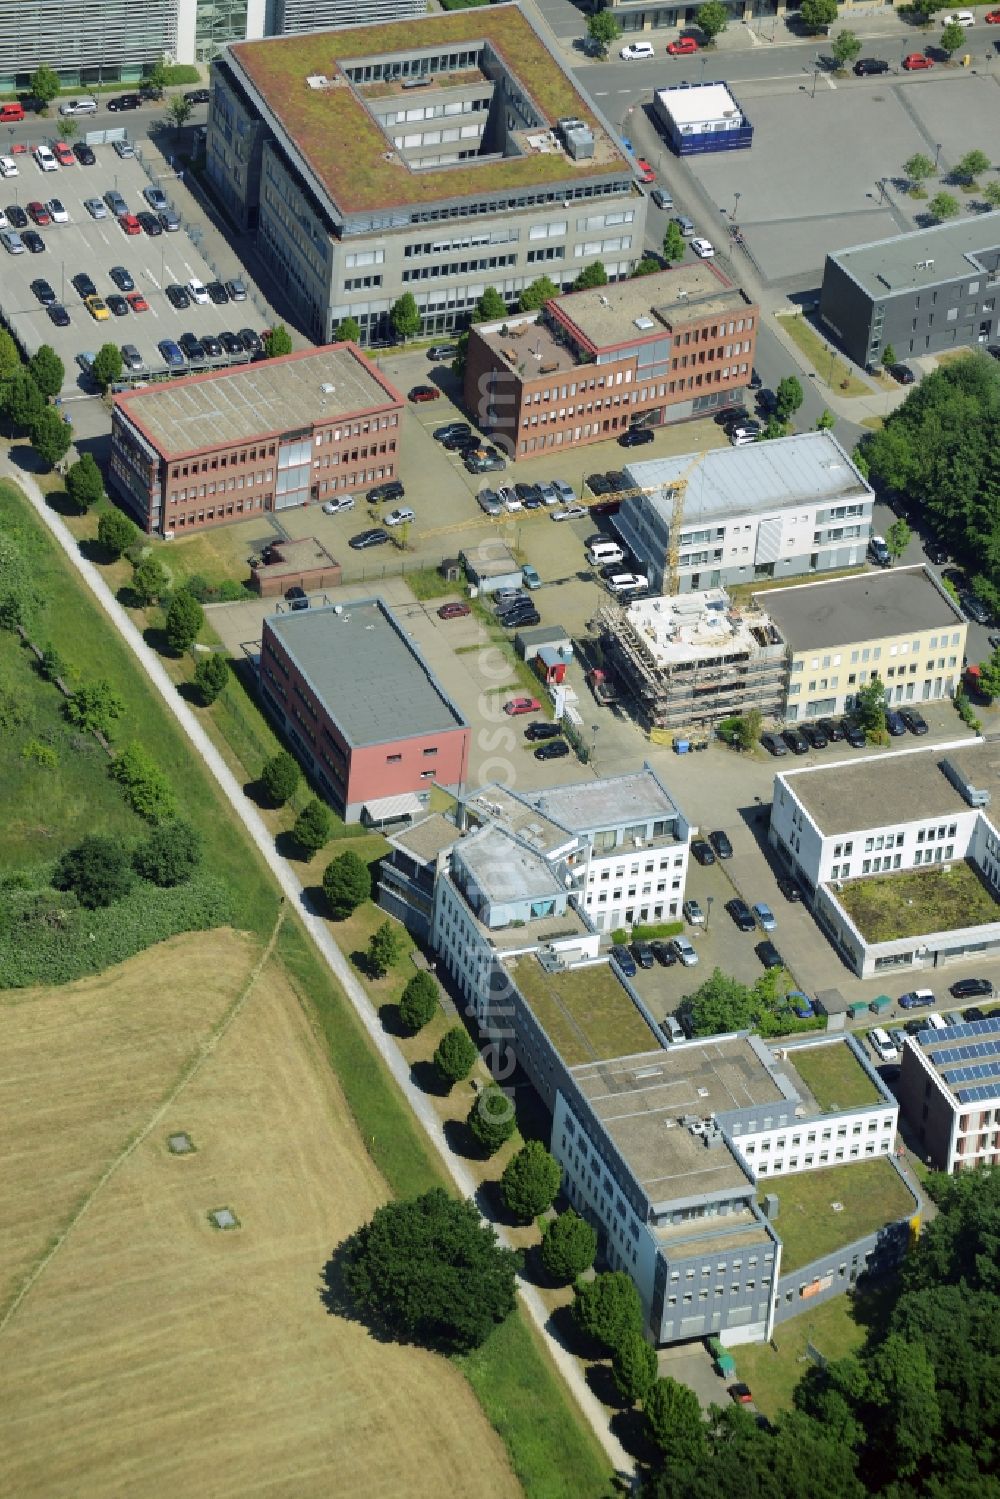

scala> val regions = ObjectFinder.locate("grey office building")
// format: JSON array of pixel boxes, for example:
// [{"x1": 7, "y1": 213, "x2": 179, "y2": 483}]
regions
[
  {"x1": 0, "y1": 0, "x2": 178, "y2": 87},
  {"x1": 206, "y1": 6, "x2": 644, "y2": 343},
  {"x1": 820, "y1": 215, "x2": 1000, "y2": 370}
]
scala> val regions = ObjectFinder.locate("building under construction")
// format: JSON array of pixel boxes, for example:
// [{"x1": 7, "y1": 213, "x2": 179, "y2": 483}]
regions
[{"x1": 596, "y1": 588, "x2": 787, "y2": 732}]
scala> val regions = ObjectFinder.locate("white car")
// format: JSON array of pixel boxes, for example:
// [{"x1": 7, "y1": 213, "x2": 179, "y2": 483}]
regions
[
  {"x1": 321, "y1": 495, "x2": 355, "y2": 514},
  {"x1": 552, "y1": 505, "x2": 587, "y2": 522},
  {"x1": 46, "y1": 198, "x2": 69, "y2": 223},
  {"x1": 683, "y1": 899, "x2": 705, "y2": 925},
  {"x1": 942, "y1": 9, "x2": 974, "y2": 23},
  {"x1": 691, "y1": 237, "x2": 715, "y2": 259},
  {"x1": 870, "y1": 1027, "x2": 899, "y2": 1064},
  {"x1": 385, "y1": 506, "x2": 415, "y2": 526},
  {"x1": 0, "y1": 155, "x2": 18, "y2": 178},
  {"x1": 607, "y1": 572, "x2": 650, "y2": 595},
  {"x1": 34, "y1": 145, "x2": 58, "y2": 172},
  {"x1": 672, "y1": 936, "x2": 699, "y2": 967},
  {"x1": 0, "y1": 209, "x2": 7, "y2": 230},
  {"x1": 731, "y1": 425, "x2": 761, "y2": 447},
  {"x1": 620, "y1": 41, "x2": 655, "y2": 60},
  {"x1": 187, "y1": 277, "x2": 210, "y2": 304}
]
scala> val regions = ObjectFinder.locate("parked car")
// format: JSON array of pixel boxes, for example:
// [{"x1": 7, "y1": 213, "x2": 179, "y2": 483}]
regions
[
  {"x1": 284, "y1": 585, "x2": 307, "y2": 609},
  {"x1": 504, "y1": 696, "x2": 541, "y2": 716},
  {"x1": 84, "y1": 294, "x2": 109, "y2": 321},
  {"x1": 525, "y1": 721, "x2": 560, "y2": 741},
  {"x1": 22, "y1": 229, "x2": 45, "y2": 253},
  {"x1": 886, "y1": 710, "x2": 907, "y2": 737},
  {"x1": 671, "y1": 936, "x2": 699, "y2": 967},
  {"x1": 817, "y1": 716, "x2": 845, "y2": 742},
  {"x1": 842, "y1": 719, "x2": 867, "y2": 748},
  {"x1": 800, "y1": 722, "x2": 828, "y2": 749},
  {"x1": 650, "y1": 187, "x2": 673, "y2": 210},
  {"x1": 621, "y1": 40, "x2": 655, "y2": 59},
  {"x1": 776, "y1": 875, "x2": 803, "y2": 903},
  {"x1": 47, "y1": 302, "x2": 70, "y2": 326},
  {"x1": 731, "y1": 423, "x2": 761, "y2": 447},
  {"x1": 225, "y1": 278, "x2": 247, "y2": 301},
  {"x1": 166, "y1": 283, "x2": 190, "y2": 308},
  {"x1": 0, "y1": 228, "x2": 25, "y2": 253},
  {"x1": 321, "y1": 496, "x2": 355, "y2": 515},
  {"x1": 634, "y1": 157, "x2": 655, "y2": 184},
  {"x1": 691, "y1": 237, "x2": 715, "y2": 260},
  {"x1": 709, "y1": 830, "x2": 733, "y2": 859},
  {"x1": 113, "y1": 138, "x2": 136, "y2": 159},
  {"x1": 143, "y1": 185, "x2": 169, "y2": 212},
  {"x1": 854, "y1": 57, "x2": 890, "y2": 76},
  {"x1": 963, "y1": 1006, "x2": 987, "y2": 1022},
  {"x1": 31, "y1": 277, "x2": 56, "y2": 305},
  {"x1": 159, "y1": 209, "x2": 181, "y2": 232},
  {"x1": 753, "y1": 903, "x2": 776, "y2": 933},
  {"x1": 950, "y1": 977, "x2": 992, "y2": 999},
  {"x1": 106, "y1": 294, "x2": 129, "y2": 317},
  {"x1": 137, "y1": 211, "x2": 162, "y2": 236},
  {"x1": 348, "y1": 528, "x2": 390, "y2": 549},
  {"x1": 73, "y1": 272, "x2": 98, "y2": 298},
  {"x1": 618, "y1": 425, "x2": 654, "y2": 448},
  {"x1": 902, "y1": 52, "x2": 934, "y2": 69},
  {"x1": 756, "y1": 941, "x2": 783, "y2": 970},
  {"x1": 651, "y1": 939, "x2": 677, "y2": 966},
  {"x1": 109, "y1": 265, "x2": 135, "y2": 291},
  {"x1": 900, "y1": 708, "x2": 929, "y2": 735},
  {"x1": 187, "y1": 277, "x2": 210, "y2": 304},
  {"x1": 158, "y1": 339, "x2": 186, "y2": 370},
  {"x1": 120, "y1": 343, "x2": 144, "y2": 371},
  {"x1": 552, "y1": 506, "x2": 587, "y2": 522},
  {"x1": 428, "y1": 343, "x2": 458, "y2": 360},
  {"x1": 727, "y1": 899, "x2": 756, "y2": 933},
  {"x1": 437, "y1": 601, "x2": 471, "y2": 620},
  {"x1": 238, "y1": 328, "x2": 263, "y2": 357},
  {"x1": 84, "y1": 197, "x2": 107, "y2": 219},
  {"x1": 962, "y1": 593, "x2": 992, "y2": 625},
  {"x1": 477, "y1": 490, "x2": 502, "y2": 516},
  {"x1": 367, "y1": 480, "x2": 404, "y2": 504},
  {"x1": 631, "y1": 940, "x2": 655, "y2": 969},
  {"x1": 535, "y1": 740, "x2": 570, "y2": 761},
  {"x1": 73, "y1": 142, "x2": 96, "y2": 165},
  {"x1": 612, "y1": 946, "x2": 638, "y2": 978},
  {"x1": 667, "y1": 36, "x2": 699, "y2": 55},
  {"x1": 782, "y1": 728, "x2": 810, "y2": 755},
  {"x1": 434, "y1": 421, "x2": 471, "y2": 442},
  {"x1": 683, "y1": 899, "x2": 705, "y2": 925},
  {"x1": 899, "y1": 988, "x2": 935, "y2": 1009},
  {"x1": 691, "y1": 839, "x2": 715, "y2": 866},
  {"x1": 179, "y1": 332, "x2": 206, "y2": 361},
  {"x1": 760, "y1": 731, "x2": 788, "y2": 757}
]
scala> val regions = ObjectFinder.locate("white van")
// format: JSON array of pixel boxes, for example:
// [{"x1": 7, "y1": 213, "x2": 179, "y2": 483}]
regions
[
  {"x1": 59, "y1": 97, "x2": 98, "y2": 116},
  {"x1": 925, "y1": 1012, "x2": 948, "y2": 1032},
  {"x1": 587, "y1": 541, "x2": 624, "y2": 567},
  {"x1": 870, "y1": 1027, "x2": 899, "y2": 1063}
]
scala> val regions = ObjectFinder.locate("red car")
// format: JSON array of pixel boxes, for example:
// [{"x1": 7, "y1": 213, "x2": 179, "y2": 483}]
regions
[
  {"x1": 667, "y1": 36, "x2": 699, "y2": 55},
  {"x1": 27, "y1": 200, "x2": 51, "y2": 225},
  {"x1": 635, "y1": 158, "x2": 655, "y2": 184},
  {"x1": 902, "y1": 53, "x2": 934, "y2": 69},
  {"x1": 126, "y1": 291, "x2": 149, "y2": 312},
  {"x1": 987, "y1": 8, "x2": 1000, "y2": 19},
  {"x1": 504, "y1": 696, "x2": 541, "y2": 716},
  {"x1": 408, "y1": 385, "x2": 440, "y2": 402},
  {"x1": 437, "y1": 601, "x2": 472, "y2": 620},
  {"x1": 53, "y1": 141, "x2": 76, "y2": 167},
  {"x1": 729, "y1": 1383, "x2": 753, "y2": 1406},
  {"x1": 120, "y1": 213, "x2": 142, "y2": 235}
]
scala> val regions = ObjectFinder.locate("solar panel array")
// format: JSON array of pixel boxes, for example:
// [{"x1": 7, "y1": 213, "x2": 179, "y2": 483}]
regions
[
  {"x1": 955, "y1": 1084, "x2": 1000, "y2": 1105},
  {"x1": 919, "y1": 1018, "x2": 1000, "y2": 1105}
]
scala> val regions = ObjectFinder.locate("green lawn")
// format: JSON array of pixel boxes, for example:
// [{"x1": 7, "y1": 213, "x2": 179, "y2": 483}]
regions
[
  {"x1": 839, "y1": 862, "x2": 1000, "y2": 942},
  {"x1": 778, "y1": 314, "x2": 870, "y2": 397},
  {"x1": 152, "y1": 519, "x2": 262, "y2": 590},
  {"x1": 788, "y1": 1042, "x2": 882, "y2": 1112},
  {"x1": 773, "y1": 1159, "x2": 916, "y2": 1275},
  {"x1": 513, "y1": 954, "x2": 657, "y2": 1064}
]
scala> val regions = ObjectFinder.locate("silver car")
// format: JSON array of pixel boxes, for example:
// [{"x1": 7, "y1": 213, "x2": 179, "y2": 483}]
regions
[
  {"x1": 84, "y1": 197, "x2": 108, "y2": 219},
  {"x1": 0, "y1": 228, "x2": 24, "y2": 254}
]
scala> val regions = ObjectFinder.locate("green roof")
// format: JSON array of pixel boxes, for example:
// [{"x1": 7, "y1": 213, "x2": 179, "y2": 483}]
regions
[
  {"x1": 774, "y1": 1159, "x2": 916, "y2": 1274},
  {"x1": 786, "y1": 1041, "x2": 882, "y2": 1113},
  {"x1": 512, "y1": 955, "x2": 657, "y2": 1067},
  {"x1": 229, "y1": 6, "x2": 623, "y2": 215}
]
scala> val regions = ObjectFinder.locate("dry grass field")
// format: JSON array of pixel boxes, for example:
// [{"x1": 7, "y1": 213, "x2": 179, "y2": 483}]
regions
[{"x1": 0, "y1": 931, "x2": 520, "y2": 1499}]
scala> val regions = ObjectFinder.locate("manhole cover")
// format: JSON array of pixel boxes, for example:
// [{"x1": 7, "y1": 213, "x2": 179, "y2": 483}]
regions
[
  {"x1": 209, "y1": 1207, "x2": 239, "y2": 1231},
  {"x1": 167, "y1": 1132, "x2": 194, "y2": 1154}
]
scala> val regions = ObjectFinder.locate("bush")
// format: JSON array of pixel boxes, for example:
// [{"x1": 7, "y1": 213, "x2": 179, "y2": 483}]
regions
[
  {"x1": 572, "y1": 1271, "x2": 643, "y2": 1354},
  {"x1": 501, "y1": 1140, "x2": 562, "y2": 1222},
  {"x1": 97, "y1": 508, "x2": 139, "y2": 559},
  {"x1": 262, "y1": 324, "x2": 293, "y2": 359},
  {"x1": 37, "y1": 645, "x2": 65, "y2": 683},
  {"x1": 540, "y1": 1209, "x2": 598, "y2": 1284},
  {"x1": 157, "y1": 62, "x2": 200, "y2": 84},
  {"x1": 192, "y1": 651, "x2": 229, "y2": 704},
  {"x1": 292, "y1": 797, "x2": 333, "y2": 856},
  {"x1": 433, "y1": 1025, "x2": 478, "y2": 1087},
  {"x1": 133, "y1": 819, "x2": 202, "y2": 886},
  {"x1": 398, "y1": 971, "x2": 439, "y2": 1033},
  {"x1": 164, "y1": 590, "x2": 204, "y2": 652},
  {"x1": 109, "y1": 741, "x2": 177, "y2": 822},
  {"x1": 322, "y1": 848, "x2": 371, "y2": 918},
  {"x1": 53, "y1": 833, "x2": 134, "y2": 908},
  {"x1": 64, "y1": 678, "x2": 124, "y2": 738},
  {"x1": 467, "y1": 1085, "x2": 516, "y2": 1155},
  {"x1": 260, "y1": 750, "x2": 300, "y2": 807}
]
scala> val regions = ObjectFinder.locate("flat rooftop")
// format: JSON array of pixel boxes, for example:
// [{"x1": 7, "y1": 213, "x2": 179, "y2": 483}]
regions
[
  {"x1": 655, "y1": 81, "x2": 746, "y2": 128},
  {"x1": 550, "y1": 264, "x2": 749, "y2": 351},
  {"x1": 772, "y1": 1158, "x2": 916, "y2": 1275},
  {"x1": 387, "y1": 811, "x2": 458, "y2": 864},
  {"x1": 913, "y1": 1014, "x2": 1000, "y2": 1105},
  {"x1": 463, "y1": 786, "x2": 573, "y2": 857},
  {"x1": 782, "y1": 739, "x2": 1000, "y2": 836},
  {"x1": 457, "y1": 825, "x2": 564, "y2": 906},
  {"x1": 263, "y1": 598, "x2": 466, "y2": 747},
  {"x1": 828, "y1": 213, "x2": 1000, "y2": 298},
  {"x1": 623, "y1": 589, "x2": 783, "y2": 667},
  {"x1": 228, "y1": 6, "x2": 625, "y2": 216},
  {"x1": 624, "y1": 432, "x2": 871, "y2": 528},
  {"x1": 252, "y1": 536, "x2": 338, "y2": 582},
  {"x1": 512, "y1": 955, "x2": 658, "y2": 1067},
  {"x1": 114, "y1": 345, "x2": 400, "y2": 460},
  {"x1": 573, "y1": 1037, "x2": 782, "y2": 1207},
  {"x1": 779, "y1": 1040, "x2": 883, "y2": 1113},
  {"x1": 518, "y1": 767, "x2": 682, "y2": 836},
  {"x1": 756, "y1": 566, "x2": 963, "y2": 654},
  {"x1": 651, "y1": 1206, "x2": 773, "y2": 1257}
]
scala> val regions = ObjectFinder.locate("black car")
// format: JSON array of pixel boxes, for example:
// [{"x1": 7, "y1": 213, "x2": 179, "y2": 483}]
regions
[
  {"x1": 367, "y1": 480, "x2": 404, "y2": 504},
  {"x1": 586, "y1": 472, "x2": 612, "y2": 495},
  {"x1": 499, "y1": 609, "x2": 540, "y2": 629},
  {"x1": 800, "y1": 722, "x2": 828, "y2": 749},
  {"x1": 515, "y1": 482, "x2": 543, "y2": 505},
  {"x1": 180, "y1": 332, "x2": 207, "y2": 361},
  {"x1": 631, "y1": 940, "x2": 655, "y2": 969},
  {"x1": 137, "y1": 211, "x2": 162, "y2": 236},
  {"x1": 817, "y1": 716, "x2": 845, "y2": 742},
  {"x1": 889, "y1": 363, "x2": 915, "y2": 385},
  {"x1": 782, "y1": 728, "x2": 809, "y2": 756},
  {"x1": 691, "y1": 839, "x2": 715, "y2": 867},
  {"x1": 756, "y1": 940, "x2": 783, "y2": 970},
  {"x1": 46, "y1": 302, "x2": 70, "y2": 326},
  {"x1": 905, "y1": 1017, "x2": 931, "y2": 1035},
  {"x1": 525, "y1": 722, "x2": 561, "y2": 742},
  {"x1": 202, "y1": 334, "x2": 224, "y2": 358},
  {"x1": 535, "y1": 739, "x2": 570, "y2": 761},
  {"x1": 606, "y1": 470, "x2": 631, "y2": 492},
  {"x1": 31, "y1": 277, "x2": 56, "y2": 305},
  {"x1": 166, "y1": 283, "x2": 191, "y2": 309},
  {"x1": 108, "y1": 93, "x2": 140, "y2": 111},
  {"x1": 74, "y1": 271, "x2": 98, "y2": 298},
  {"x1": 760, "y1": 731, "x2": 789, "y2": 757},
  {"x1": 842, "y1": 719, "x2": 867, "y2": 748},
  {"x1": 139, "y1": 84, "x2": 164, "y2": 101},
  {"x1": 443, "y1": 429, "x2": 481, "y2": 452},
  {"x1": 109, "y1": 265, "x2": 135, "y2": 291},
  {"x1": 727, "y1": 899, "x2": 755, "y2": 933},
  {"x1": 651, "y1": 940, "x2": 677, "y2": 967},
  {"x1": 349, "y1": 528, "x2": 390, "y2": 550},
  {"x1": 719, "y1": 406, "x2": 751, "y2": 431},
  {"x1": 854, "y1": 57, "x2": 890, "y2": 76},
  {"x1": 73, "y1": 142, "x2": 96, "y2": 165},
  {"x1": 962, "y1": 593, "x2": 992, "y2": 626},
  {"x1": 618, "y1": 426, "x2": 654, "y2": 448},
  {"x1": 433, "y1": 422, "x2": 471, "y2": 442},
  {"x1": 925, "y1": 541, "x2": 949, "y2": 566},
  {"x1": 776, "y1": 874, "x2": 803, "y2": 903},
  {"x1": 749, "y1": 368, "x2": 762, "y2": 390},
  {"x1": 206, "y1": 280, "x2": 230, "y2": 305},
  {"x1": 900, "y1": 708, "x2": 929, "y2": 736},
  {"x1": 106, "y1": 294, "x2": 129, "y2": 317},
  {"x1": 284, "y1": 585, "x2": 308, "y2": 611},
  {"x1": 219, "y1": 330, "x2": 245, "y2": 357},
  {"x1": 963, "y1": 1006, "x2": 987, "y2": 1023},
  {"x1": 6, "y1": 202, "x2": 26, "y2": 228},
  {"x1": 886, "y1": 709, "x2": 907, "y2": 737},
  {"x1": 709, "y1": 830, "x2": 733, "y2": 860},
  {"x1": 22, "y1": 230, "x2": 44, "y2": 253},
  {"x1": 950, "y1": 977, "x2": 992, "y2": 1000},
  {"x1": 184, "y1": 88, "x2": 211, "y2": 104},
  {"x1": 238, "y1": 327, "x2": 263, "y2": 356}
]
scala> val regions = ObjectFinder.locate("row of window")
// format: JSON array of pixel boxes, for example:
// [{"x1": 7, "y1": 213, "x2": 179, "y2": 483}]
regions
[{"x1": 402, "y1": 252, "x2": 517, "y2": 283}]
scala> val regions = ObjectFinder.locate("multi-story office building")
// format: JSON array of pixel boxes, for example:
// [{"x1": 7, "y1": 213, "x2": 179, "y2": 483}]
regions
[
  {"x1": 759, "y1": 566, "x2": 966, "y2": 724},
  {"x1": 207, "y1": 7, "x2": 644, "y2": 343},
  {"x1": 613, "y1": 432, "x2": 874, "y2": 595},
  {"x1": 259, "y1": 598, "x2": 470, "y2": 823},
  {"x1": 269, "y1": 0, "x2": 423, "y2": 35},
  {"x1": 899, "y1": 1014, "x2": 1000, "y2": 1174},
  {"x1": 819, "y1": 216, "x2": 1000, "y2": 369},
  {"x1": 464, "y1": 264, "x2": 757, "y2": 459},
  {"x1": 0, "y1": 0, "x2": 180, "y2": 88},
  {"x1": 109, "y1": 343, "x2": 403, "y2": 536},
  {"x1": 769, "y1": 739, "x2": 1000, "y2": 976},
  {"x1": 176, "y1": 0, "x2": 267, "y2": 66}
]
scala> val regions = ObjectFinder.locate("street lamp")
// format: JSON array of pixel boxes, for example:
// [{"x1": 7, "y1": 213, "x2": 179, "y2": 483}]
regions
[
  {"x1": 731, "y1": 191, "x2": 741, "y2": 223},
  {"x1": 705, "y1": 895, "x2": 714, "y2": 933},
  {"x1": 934, "y1": 142, "x2": 942, "y2": 172}
]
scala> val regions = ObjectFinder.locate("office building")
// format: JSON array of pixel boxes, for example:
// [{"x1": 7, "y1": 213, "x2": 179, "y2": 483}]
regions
[
  {"x1": 651, "y1": 81, "x2": 753, "y2": 158},
  {"x1": 0, "y1": 0, "x2": 180, "y2": 88},
  {"x1": 819, "y1": 216, "x2": 1000, "y2": 369},
  {"x1": 109, "y1": 343, "x2": 403, "y2": 535},
  {"x1": 259, "y1": 598, "x2": 470, "y2": 823},
  {"x1": 613, "y1": 432, "x2": 873, "y2": 595},
  {"x1": 207, "y1": 7, "x2": 644, "y2": 343},
  {"x1": 464, "y1": 264, "x2": 758, "y2": 459},
  {"x1": 899, "y1": 1014, "x2": 1000, "y2": 1174},
  {"x1": 269, "y1": 0, "x2": 423, "y2": 35}
]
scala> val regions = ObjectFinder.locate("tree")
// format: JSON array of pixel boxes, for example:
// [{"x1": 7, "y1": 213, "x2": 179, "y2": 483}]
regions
[
  {"x1": 398, "y1": 970, "x2": 439, "y2": 1033},
  {"x1": 831, "y1": 30, "x2": 862, "y2": 69},
  {"x1": 133, "y1": 819, "x2": 202, "y2": 886},
  {"x1": 322, "y1": 848, "x2": 371, "y2": 918},
  {"x1": 928, "y1": 191, "x2": 960, "y2": 222},
  {"x1": 65, "y1": 452, "x2": 104, "y2": 511},
  {"x1": 680, "y1": 967, "x2": 758, "y2": 1038},
  {"x1": 976, "y1": 643, "x2": 1000, "y2": 702},
  {"x1": 109, "y1": 742, "x2": 177, "y2": 822},
  {"x1": 613, "y1": 1330, "x2": 659, "y2": 1405},
  {"x1": 572, "y1": 1270, "x2": 643, "y2": 1353},
  {"x1": 65, "y1": 679, "x2": 124, "y2": 737},
  {"x1": 855, "y1": 674, "x2": 888, "y2": 735},
  {"x1": 663, "y1": 220, "x2": 686, "y2": 263},
  {"x1": 28, "y1": 344, "x2": 64, "y2": 400},
  {"x1": 954, "y1": 148, "x2": 990, "y2": 186},
  {"x1": 192, "y1": 650, "x2": 229, "y2": 705},
  {"x1": 983, "y1": 180, "x2": 1000, "y2": 210},
  {"x1": 91, "y1": 343, "x2": 124, "y2": 393},
  {"x1": 367, "y1": 918, "x2": 402, "y2": 978},
  {"x1": 30, "y1": 64, "x2": 61, "y2": 110},
  {"x1": 56, "y1": 116, "x2": 78, "y2": 142},
  {"x1": 775, "y1": 375, "x2": 804, "y2": 423},
  {"x1": 30, "y1": 406, "x2": 72, "y2": 469},
  {"x1": 816, "y1": 408, "x2": 836, "y2": 431},
  {"x1": 97, "y1": 507, "x2": 139, "y2": 559},
  {"x1": 0, "y1": 534, "x2": 41, "y2": 633},
  {"x1": 0, "y1": 328, "x2": 19, "y2": 384},
  {"x1": 645, "y1": 1376, "x2": 711, "y2": 1467},
  {"x1": 632, "y1": 257, "x2": 662, "y2": 277},
  {"x1": 540, "y1": 1209, "x2": 597, "y2": 1284},
  {"x1": 166, "y1": 94, "x2": 193, "y2": 132},
  {"x1": 262, "y1": 323, "x2": 293, "y2": 359},
  {"x1": 390, "y1": 292, "x2": 421, "y2": 341},
  {"x1": 341, "y1": 1188, "x2": 519, "y2": 1353},
  {"x1": 148, "y1": 60, "x2": 169, "y2": 90},
  {"x1": 260, "y1": 750, "x2": 300, "y2": 806},
  {"x1": 467, "y1": 1085, "x2": 516, "y2": 1155},
  {"x1": 291, "y1": 797, "x2": 333, "y2": 856},
  {"x1": 574, "y1": 261, "x2": 608, "y2": 291},
  {"x1": 887, "y1": 517, "x2": 912, "y2": 559},
  {"x1": 2, "y1": 369, "x2": 44, "y2": 432},
  {"x1": 164, "y1": 589, "x2": 204, "y2": 652},
  {"x1": 903, "y1": 154, "x2": 936, "y2": 192},
  {"x1": 940, "y1": 20, "x2": 966, "y2": 56},
  {"x1": 759, "y1": 415, "x2": 788, "y2": 441},
  {"x1": 586, "y1": 8, "x2": 621, "y2": 57},
  {"x1": 334, "y1": 316, "x2": 361, "y2": 342},
  {"x1": 501, "y1": 1140, "x2": 562, "y2": 1222},
  {"x1": 799, "y1": 0, "x2": 838, "y2": 30},
  {"x1": 518, "y1": 275, "x2": 560, "y2": 312},
  {"x1": 53, "y1": 834, "x2": 134, "y2": 908},
  {"x1": 37, "y1": 644, "x2": 65, "y2": 682},
  {"x1": 881, "y1": 343, "x2": 897, "y2": 370},
  {"x1": 433, "y1": 1025, "x2": 478, "y2": 1087},
  {"x1": 698, "y1": 0, "x2": 730, "y2": 42},
  {"x1": 131, "y1": 554, "x2": 169, "y2": 606},
  {"x1": 473, "y1": 286, "x2": 507, "y2": 323}
]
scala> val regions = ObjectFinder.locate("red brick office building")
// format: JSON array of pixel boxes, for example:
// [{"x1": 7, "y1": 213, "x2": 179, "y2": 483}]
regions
[
  {"x1": 463, "y1": 264, "x2": 758, "y2": 460},
  {"x1": 259, "y1": 598, "x2": 470, "y2": 824},
  {"x1": 109, "y1": 343, "x2": 404, "y2": 536}
]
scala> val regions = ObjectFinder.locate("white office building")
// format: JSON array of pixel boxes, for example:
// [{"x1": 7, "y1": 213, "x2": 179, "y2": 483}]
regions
[{"x1": 899, "y1": 1013, "x2": 1000, "y2": 1173}]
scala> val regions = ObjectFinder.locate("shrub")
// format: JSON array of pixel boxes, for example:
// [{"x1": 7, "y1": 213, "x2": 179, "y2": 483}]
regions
[
  {"x1": 540, "y1": 1209, "x2": 597, "y2": 1284},
  {"x1": 260, "y1": 750, "x2": 300, "y2": 807},
  {"x1": 501, "y1": 1140, "x2": 562, "y2": 1221},
  {"x1": 262, "y1": 324, "x2": 293, "y2": 358},
  {"x1": 292, "y1": 797, "x2": 333, "y2": 855},
  {"x1": 109, "y1": 741, "x2": 177, "y2": 822},
  {"x1": 53, "y1": 834, "x2": 135, "y2": 908},
  {"x1": 398, "y1": 970, "x2": 439, "y2": 1033},
  {"x1": 64, "y1": 678, "x2": 124, "y2": 738},
  {"x1": 133, "y1": 819, "x2": 202, "y2": 886},
  {"x1": 322, "y1": 848, "x2": 371, "y2": 918},
  {"x1": 192, "y1": 651, "x2": 229, "y2": 704},
  {"x1": 467, "y1": 1085, "x2": 516, "y2": 1155},
  {"x1": 433, "y1": 1025, "x2": 478, "y2": 1087}
]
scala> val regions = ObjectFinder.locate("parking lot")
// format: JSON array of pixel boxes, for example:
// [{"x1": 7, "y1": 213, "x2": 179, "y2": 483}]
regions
[{"x1": 0, "y1": 137, "x2": 263, "y2": 391}]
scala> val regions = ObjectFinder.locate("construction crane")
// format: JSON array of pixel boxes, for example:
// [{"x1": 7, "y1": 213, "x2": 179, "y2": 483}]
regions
[{"x1": 602, "y1": 448, "x2": 708, "y2": 597}]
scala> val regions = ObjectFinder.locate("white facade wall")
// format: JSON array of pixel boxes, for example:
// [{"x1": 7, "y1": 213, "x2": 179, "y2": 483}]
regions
[
  {"x1": 580, "y1": 842, "x2": 689, "y2": 932},
  {"x1": 730, "y1": 1105, "x2": 897, "y2": 1179},
  {"x1": 431, "y1": 875, "x2": 493, "y2": 1023}
]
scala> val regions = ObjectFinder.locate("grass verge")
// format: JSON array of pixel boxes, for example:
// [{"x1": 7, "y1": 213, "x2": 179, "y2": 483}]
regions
[{"x1": 777, "y1": 314, "x2": 870, "y2": 397}]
